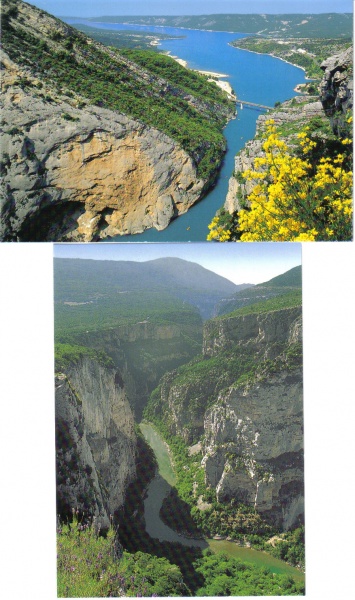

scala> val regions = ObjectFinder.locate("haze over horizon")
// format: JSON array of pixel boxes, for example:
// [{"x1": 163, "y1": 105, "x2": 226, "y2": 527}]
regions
[
  {"x1": 53, "y1": 243, "x2": 301, "y2": 286},
  {"x1": 28, "y1": 0, "x2": 353, "y2": 17}
]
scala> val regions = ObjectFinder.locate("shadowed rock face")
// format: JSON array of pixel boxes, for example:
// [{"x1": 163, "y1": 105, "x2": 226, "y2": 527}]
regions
[
  {"x1": 0, "y1": 54, "x2": 204, "y2": 241},
  {"x1": 319, "y1": 46, "x2": 353, "y2": 134},
  {"x1": 55, "y1": 357, "x2": 136, "y2": 527},
  {"x1": 71, "y1": 321, "x2": 203, "y2": 420}
]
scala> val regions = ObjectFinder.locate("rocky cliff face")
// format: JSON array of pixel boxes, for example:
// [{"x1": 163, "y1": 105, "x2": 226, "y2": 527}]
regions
[
  {"x1": 319, "y1": 46, "x2": 353, "y2": 134},
  {"x1": 153, "y1": 305, "x2": 303, "y2": 529},
  {"x1": 0, "y1": 52, "x2": 204, "y2": 241},
  {"x1": 69, "y1": 320, "x2": 202, "y2": 419},
  {"x1": 55, "y1": 356, "x2": 136, "y2": 526},
  {"x1": 202, "y1": 368, "x2": 303, "y2": 530},
  {"x1": 203, "y1": 306, "x2": 301, "y2": 359},
  {"x1": 203, "y1": 308, "x2": 303, "y2": 530},
  {"x1": 1, "y1": 0, "x2": 233, "y2": 241}
]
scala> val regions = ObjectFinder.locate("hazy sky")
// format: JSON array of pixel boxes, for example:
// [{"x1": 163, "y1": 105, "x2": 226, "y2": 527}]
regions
[
  {"x1": 53, "y1": 242, "x2": 301, "y2": 285},
  {"x1": 28, "y1": 0, "x2": 353, "y2": 17}
]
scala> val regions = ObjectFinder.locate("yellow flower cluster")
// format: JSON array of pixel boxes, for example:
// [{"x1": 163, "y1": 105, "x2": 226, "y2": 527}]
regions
[
  {"x1": 236, "y1": 124, "x2": 353, "y2": 241},
  {"x1": 207, "y1": 217, "x2": 231, "y2": 241}
]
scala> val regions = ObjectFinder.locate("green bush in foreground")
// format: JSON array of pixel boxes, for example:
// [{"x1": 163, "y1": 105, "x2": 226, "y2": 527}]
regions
[
  {"x1": 57, "y1": 512, "x2": 187, "y2": 597},
  {"x1": 58, "y1": 512, "x2": 304, "y2": 596}
]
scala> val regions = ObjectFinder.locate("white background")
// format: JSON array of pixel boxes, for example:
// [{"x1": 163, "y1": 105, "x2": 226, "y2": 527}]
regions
[{"x1": 0, "y1": 241, "x2": 354, "y2": 599}]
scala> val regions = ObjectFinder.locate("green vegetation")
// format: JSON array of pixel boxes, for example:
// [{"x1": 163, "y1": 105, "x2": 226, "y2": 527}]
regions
[
  {"x1": 216, "y1": 266, "x2": 301, "y2": 316},
  {"x1": 2, "y1": 1, "x2": 234, "y2": 181},
  {"x1": 143, "y1": 290, "x2": 302, "y2": 544},
  {"x1": 271, "y1": 112, "x2": 334, "y2": 141},
  {"x1": 142, "y1": 417, "x2": 277, "y2": 542},
  {"x1": 267, "y1": 527, "x2": 305, "y2": 570},
  {"x1": 139, "y1": 418, "x2": 305, "y2": 587},
  {"x1": 261, "y1": 266, "x2": 302, "y2": 288},
  {"x1": 194, "y1": 550, "x2": 305, "y2": 596},
  {"x1": 55, "y1": 343, "x2": 114, "y2": 371},
  {"x1": 55, "y1": 291, "x2": 201, "y2": 341},
  {"x1": 71, "y1": 23, "x2": 183, "y2": 50},
  {"x1": 92, "y1": 13, "x2": 353, "y2": 38},
  {"x1": 57, "y1": 512, "x2": 188, "y2": 597},
  {"x1": 145, "y1": 347, "x2": 261, "y2": 441},
  {"x1": 54, "y1": 259, "x2": 204, "y2": 340},
  {"x1": 218, "y1": 290, "x2": 302, "y2": 319},
  {"x1": 232, "y1": 36, "x2": 352, "y2": 79},
  {"x1": 58, "y1": 512, "x2": 304, "y2": 596}
]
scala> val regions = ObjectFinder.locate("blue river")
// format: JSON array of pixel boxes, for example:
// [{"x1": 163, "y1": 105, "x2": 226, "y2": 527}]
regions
[{"x1": 66, "y1": 21, "x2": 307, "y2": 241}]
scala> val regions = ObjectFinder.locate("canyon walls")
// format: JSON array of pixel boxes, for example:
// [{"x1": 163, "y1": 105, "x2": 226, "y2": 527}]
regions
[
  {"x1": 55, "y1": 356, "x2": 136, "y2": 527},
  {"x1": 151, "y1": 305, "x2": 303, "y2": 530}
]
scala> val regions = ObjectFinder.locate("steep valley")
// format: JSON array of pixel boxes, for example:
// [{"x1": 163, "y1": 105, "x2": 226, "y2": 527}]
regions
[
  {"x1": 0, "y1": 0, "x2": 234, "y2": 241},
  {"x1": 146, "y1": 298, "x2": 303, "y2": 530},
  {"x1": 54, "y1": 256, "x2": 304, "y2": 595}
]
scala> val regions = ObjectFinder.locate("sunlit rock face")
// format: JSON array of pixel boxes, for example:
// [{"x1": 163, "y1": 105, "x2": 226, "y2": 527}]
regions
[
  {"x1": 203, "y1": 367, "x2": 303, "y2": 530},
  {"x1": 157, "y1": 306, "x2": 304, "y2": 530},
  {"x1": 1, "y1": 55, "x2": 204, "y2": 241}
]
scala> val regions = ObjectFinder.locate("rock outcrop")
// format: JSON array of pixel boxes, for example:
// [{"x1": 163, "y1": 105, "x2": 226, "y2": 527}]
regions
[
  {"x1": 319, "y1": 46, "x2": 353, "y2": 134},
  {"x1": 152, "y1": 304, "x2": 303, "y2": 529},
  {"x1": 224, "y1": 98, "x2": 324, "y2": 214},
  {"x1": 55, "y1": 356, "x2": 136, "y2": 526},
  {"x1": 203, "y1": 305, "x2": 301, "y2": 358},
  {"x1": 202, "y1": 308, "x2": 303, "y2": 530},
  {"x1": 1, "y1": 0, "x2": 234, "y2": 241},
  {"x1": 202, "y1": 368, "x2": 303, "y2": 530},
  {"x1": 0, "y1": 53, "x2": 204, "y2": 241}
]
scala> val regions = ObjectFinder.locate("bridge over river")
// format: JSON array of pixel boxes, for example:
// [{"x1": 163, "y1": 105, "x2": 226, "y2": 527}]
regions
[{"x1": 238, "y1": 100, "x2": 274, "y2": 111}]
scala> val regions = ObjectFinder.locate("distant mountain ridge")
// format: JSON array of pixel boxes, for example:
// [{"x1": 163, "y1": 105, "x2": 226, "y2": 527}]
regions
[
  {"x1": 216, "y1": 265, "x2": 301, "y2": 316},
  {"x1": 54, "y1": 256, "x2": 248, "y2": 328},
  {"x1": 89, "y1": 14, "x2": 353, "y2": 39}
]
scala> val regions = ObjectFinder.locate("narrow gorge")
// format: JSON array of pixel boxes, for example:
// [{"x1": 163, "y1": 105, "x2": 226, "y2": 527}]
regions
[{"x1": 54, "y1": 255, "x2": 305, "y2": 595}]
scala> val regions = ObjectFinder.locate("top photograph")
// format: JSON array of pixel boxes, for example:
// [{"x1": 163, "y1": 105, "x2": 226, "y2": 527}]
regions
[{"x1": 0, "y1": 0, "x2": 353, "y2": 242}]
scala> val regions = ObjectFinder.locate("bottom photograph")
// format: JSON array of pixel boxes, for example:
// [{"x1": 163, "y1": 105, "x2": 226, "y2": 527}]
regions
[{"x1": 54, "y1": 242, "x2": 304, "y2": 597}]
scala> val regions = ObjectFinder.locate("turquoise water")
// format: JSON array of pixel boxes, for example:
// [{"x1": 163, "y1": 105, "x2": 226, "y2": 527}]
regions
[{"x1": 67, "y1": 21, "x2": 307, "y2": 241}]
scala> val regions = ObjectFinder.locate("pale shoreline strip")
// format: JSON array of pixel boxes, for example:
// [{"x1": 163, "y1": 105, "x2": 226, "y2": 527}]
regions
[{"x1": 167, "y1": 52, "x2": 235, "y2": 98}]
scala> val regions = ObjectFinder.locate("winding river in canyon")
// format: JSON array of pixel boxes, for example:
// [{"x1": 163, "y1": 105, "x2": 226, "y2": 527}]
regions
[
  {"x1": 139, "y1": 422, "x2": 305, "y2": 583},
  {"x1": 65, "y1": 20, "x2": 307, "y2": 242}
]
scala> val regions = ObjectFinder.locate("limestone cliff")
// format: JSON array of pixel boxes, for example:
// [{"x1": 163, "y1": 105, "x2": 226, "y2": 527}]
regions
[
  {"x1": 150, "y1": 304, "x2": 303, "y2": 529},
  {"x1": 55, "y1": 356, "x2": 136, "y2": 527},
  {"x1": 202, "y1": 367, "x2": 303, "y2": 530},
  {"x1": 69, "y1": 320, "x2": 202, "y2": 419},
  {"x1": 0, "y1": 0, "x2": 233, "y2": 241},
  {"x1": 203, "y1": 308, "x2": 303, "y2": 530},
  {"x1": 0, "y1": 53, "x2": 204, "y2": 241}
]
